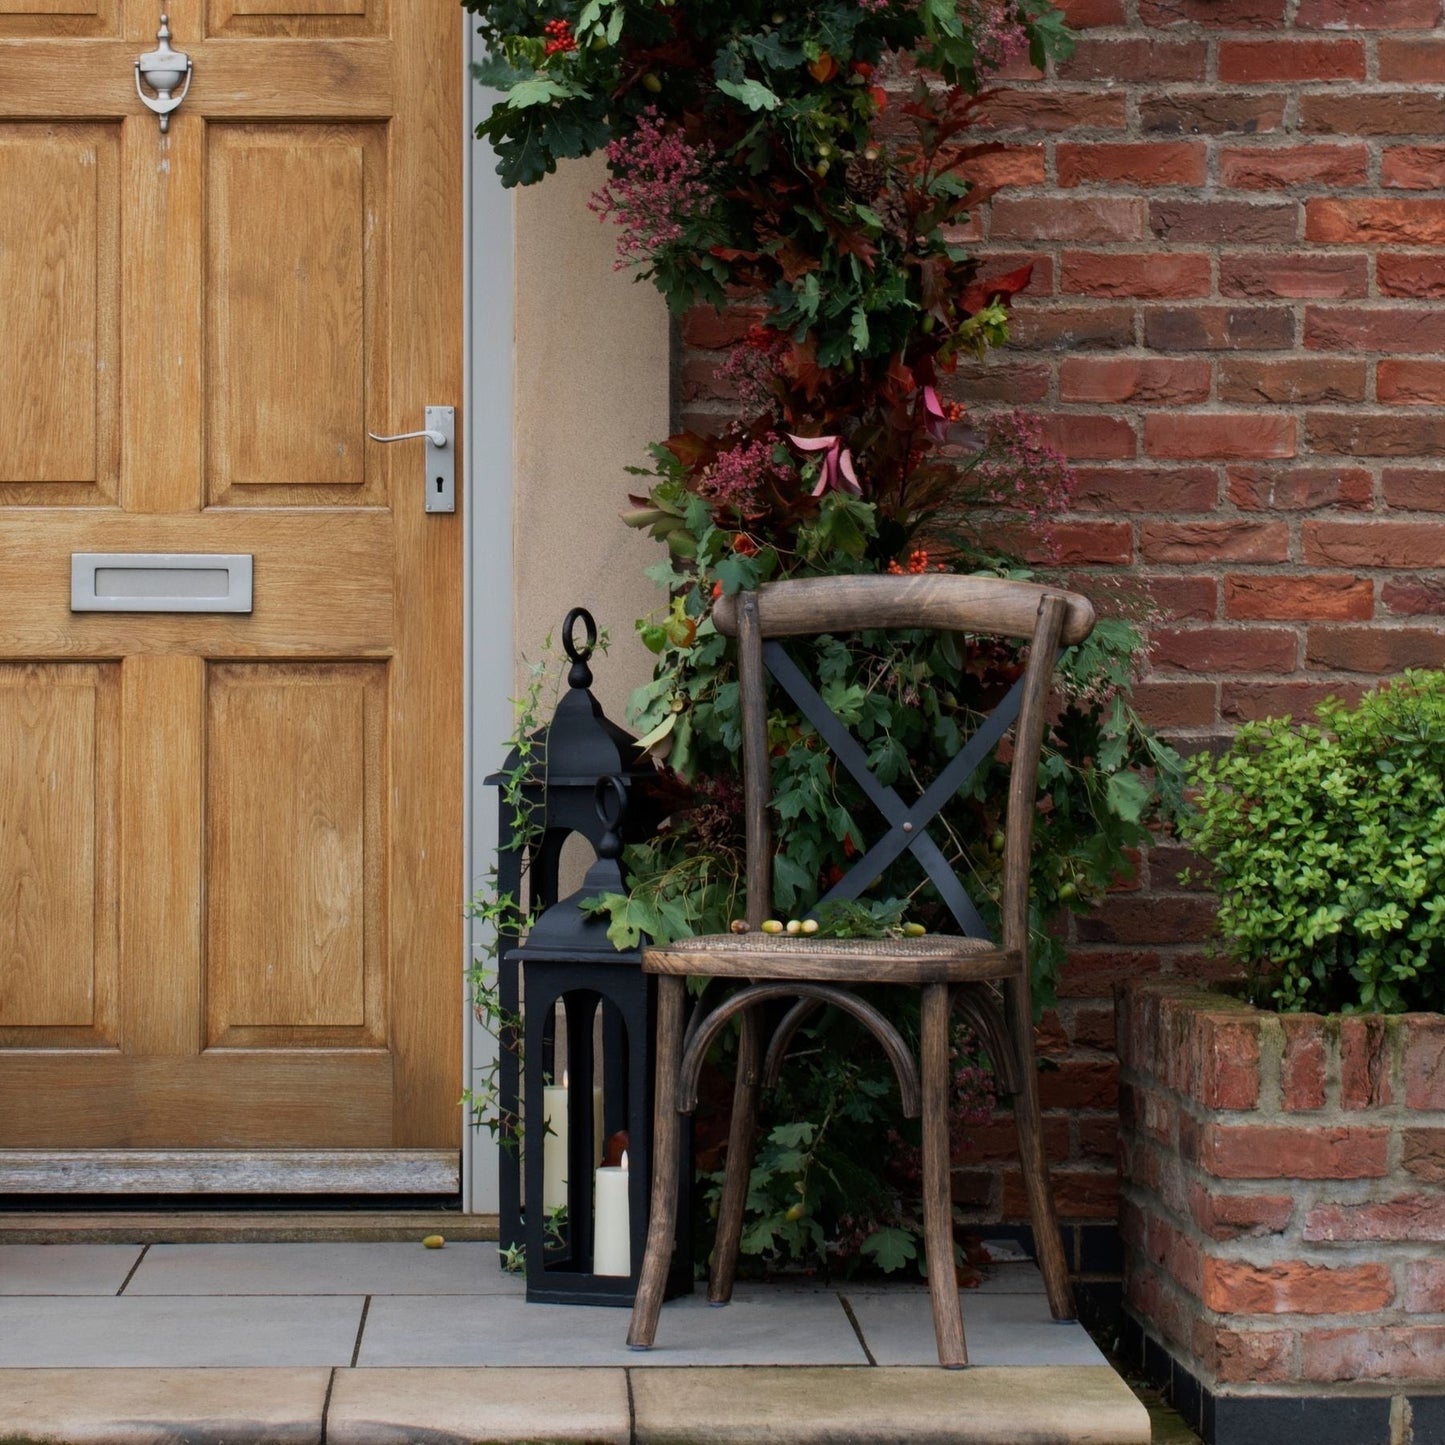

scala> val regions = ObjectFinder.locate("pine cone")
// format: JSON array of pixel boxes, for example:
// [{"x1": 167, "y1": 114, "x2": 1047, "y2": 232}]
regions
[{"x1": 844, "y1": 154, "x2": 886, "y2": 203}]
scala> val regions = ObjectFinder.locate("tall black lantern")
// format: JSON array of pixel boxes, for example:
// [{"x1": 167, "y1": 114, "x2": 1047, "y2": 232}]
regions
[
  {"x1": 483, "y1": 609, "x2": 685, "y2": 1302},
  {"x1": 508, "y1": 776, "x2": 692, "y2": 1305}
]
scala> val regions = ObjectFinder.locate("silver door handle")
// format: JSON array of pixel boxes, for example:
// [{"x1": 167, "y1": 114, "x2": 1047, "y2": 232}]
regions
[
  {"x1": 368, "y1": 427, "x2": 446, "y2": 446},
  {"x1": 367, "y1": 406, "x2": 456, "y2": 513}
]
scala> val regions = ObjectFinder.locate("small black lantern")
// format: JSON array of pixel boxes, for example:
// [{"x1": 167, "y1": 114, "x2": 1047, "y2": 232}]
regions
[
  {"x1": 484, "y1": 609, "x2": 686, "y2": 1303},
  {"x1": 508, "y1": 776, "x2": 691, "y2": 1305}
]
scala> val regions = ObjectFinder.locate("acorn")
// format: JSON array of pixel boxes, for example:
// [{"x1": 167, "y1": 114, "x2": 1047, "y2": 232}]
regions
[
  {"x1": 730, "y1": 919, "x2": 750, "y2": 934},
  {"x1": 801, "y1": 918, "x2": 820, "y2": 935},
  {"x1": 761, "y1": 919, "x2": 785, "y2": 934},
  {"x1": 785, "y1": 919, "x2": 803, "y2": 935},
  {"x1": 422, "y1": 1235, "x2": 445, "y2": 1249},
  {"x1": 642, "y1": 72, "x2": 662, "y2": 92},
  {"x1": 902, "y1": 922, "x2": 927, "y2": 937}
]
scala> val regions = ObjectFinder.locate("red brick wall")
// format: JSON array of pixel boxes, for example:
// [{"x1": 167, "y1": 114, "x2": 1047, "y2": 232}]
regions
[
  {"x1": 679, "y1": 1, "x2": 1445, "y2": 1237},
  {"x1": 1120, "y1": 980, "x2": 1445, "y2": 1396}
]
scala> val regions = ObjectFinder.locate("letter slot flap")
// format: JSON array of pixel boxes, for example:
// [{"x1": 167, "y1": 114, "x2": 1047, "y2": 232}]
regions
[{"x1": 71, "y1": 553, "x2": 254, "y2": 613}]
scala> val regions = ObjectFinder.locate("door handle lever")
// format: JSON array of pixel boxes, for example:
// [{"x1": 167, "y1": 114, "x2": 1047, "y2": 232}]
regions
[
  {"x1": 368, "y1": 427, "x2": 447, "y2": 446},
  {"x1": 367, "y1": 406, "x2": 455, "y2": 513}
]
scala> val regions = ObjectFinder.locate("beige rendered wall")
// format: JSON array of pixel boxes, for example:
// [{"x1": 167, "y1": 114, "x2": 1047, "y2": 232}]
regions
[{"x1": 512, "y1": 154, "x2": 670, "y2": 723}]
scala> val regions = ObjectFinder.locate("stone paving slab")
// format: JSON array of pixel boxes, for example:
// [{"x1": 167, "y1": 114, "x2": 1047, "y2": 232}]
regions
[
  {"x1": 328, "y1": 1367, "x2": 632, "y2": 1445},
  {"x1": 629, "y1": 1365, "x2": 1152, "y2": 1444},
  {"x1": 0, "y1": 1245, "x2": 144, "y2": 1296},
  {"x1": 0, "y1": 1296, "x2": 364, "y2": 1368},
  {"x1": 0, "y1": 1367, "x2": 330, "y2": 1444},
  {"x1": 356, "y1": 1289, "x2": 869, "y2": 1367},
  {"x1": 845, "y1": 1291, "x2": 1108, "y2": 1368},
  {"x1": 125, "y1": 1242, "x2": 521, "y2": 1297}
]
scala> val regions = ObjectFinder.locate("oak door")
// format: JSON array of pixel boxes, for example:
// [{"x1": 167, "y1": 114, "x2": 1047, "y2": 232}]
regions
[{"x1": 0, "y1": 0, "x2": 462, "y2": 1161}]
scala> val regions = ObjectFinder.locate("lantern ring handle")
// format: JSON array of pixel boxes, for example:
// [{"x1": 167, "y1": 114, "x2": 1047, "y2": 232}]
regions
[
  {"x1": 594, "y1": 774, "x2": 627, "y2": 834},
  {"x1": 562, "y1": 608, "x2": 598, "y2": 665}
]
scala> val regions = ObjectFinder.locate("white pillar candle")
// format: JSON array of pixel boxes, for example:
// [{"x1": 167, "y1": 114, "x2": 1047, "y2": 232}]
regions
[
  {"x1": 541, "y1": 1072, "x2": 569, "y2": 1213},
  {"x1": 593, "y1": 1149, "x2": 631, "y2": 1277}
]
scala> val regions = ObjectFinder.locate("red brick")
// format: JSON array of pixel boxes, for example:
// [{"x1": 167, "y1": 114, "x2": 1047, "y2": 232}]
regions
[
  {"x1": 1203, "y1": 1258, "x2": 1394, "y2": 1316},
  {"x1": 1296, "y1": 0, "x2": 1440, "y2": 25},
  {"x1": 1307, "y1": 412, "x2": 1445, "y2": 459},
  {"x1": 1074, "y1": 461, "x2": 1217, "y2": 512},
  {"x1": 1004, "y1": 1166, "x2": 1118, "y2": 1221},
  {"x1": 957, "y1": 1114, "x2": 1068, "y2": 1162},
  {"x1": 1199, "y1": 1125, "x2": 1390, "y2": 1180},
  {"x1": 1302, "y1": 1327, "x2": 1445, "y2": 1385},
  {"x1": 1313, "y1": 202, "x2": 1445, "y2": 251},
  {"x1": 1143, "y1": 576, "x2": 1218, "y2": 622},
  {"x1": 1075, "y1": 895, "x2": 1217, "y2": 944},
  {"x1": 950, "y1": 1168, "x2": 995, "y2": 1209},
  {"x1": 680, "y1": 305, "x2": 765, "y2": 349},
  {"x1": 1378, "y1": 360, "x2": 1445, "y2": 405},
  {"x1": 1307, "y1": 626, "x2": 1445, "y2": 673},
  {"x1": 991, "y1": 197, "x2": 1146, "y2": 243},
  {"x1": 1340, "y1": 1016, "x2": 1395, "y2": 1111},
  {"x1": 1383, "y1": 576, "x2": 1445, "y2": 616},
  {"x1": 1139, "y1": 0, "x2": 1286, "y2": 26},
  {"x1": 1219, "y1": 144, "x2": 1368, "y2": 192},
  {"x1": 1218, "y1": 253, "x2": 1368, "y2": 302},
  {"x1": 1059, "y1": 38, "x2": 1205, "y2": 83},
  {"x1": 1037, "y1": 521, "x2": 1136, "y2": 565},
  {"x1": 1057, "y1": 142, "x2": 1205, "y2": 189},
  {"x1": 1060, "y1": 252, "x2": 1211, "y2": 300},
  {"x1": 953, "y1": 362, "x2": 1051, "y2": 405},
  {"x1": 1403, "y1": 1129, "x2": 1445, "y2": 1185},
  {"x1": 1306, "y1": 1193, "x2": 1445, "y2": 1243},
  {"x1": 1038, "y1": 414, "x2": 1136, "y2": 461},
  {"x1": 1145, "y1": 415, "x2": 1296, "y2": 462},
  {"x1": 1280, "y1": 1015, "x2": 1328, "y2": 1111},
  {"x1": 1150, "y1": 200, "x2": 1297, "y2": 245},
  {"x1": 1070, "y1": 1007, "x2": 1118, "y2": 1052},
  {"x1": 1384, "y1": 469, "x2": 1445, "y2": 510},
  {"x1": 1140, "y1": 93, "x2": 1285, "y2": 137},
  {"x1": 1059, "y1": 948, "x2": 1162, "y2": 998},
  {"x1": 1143, "y1": 306, "x2": 1292, "y2": 352},
  {"x1": 1218, "y1": 358, "x2": 1365, "y2": 405},
  {"x1": 1405, "y1": 1018, "x2": 1445, "y2": 1109},
  {"x1": 1227, "y1": 466, "x2": 1373, "y2": 512},
  {"x1": 977, "y1": 253, "x2": 1055, "y2": 295},
  {"x1": 978, "y1": 91, "x2": 1129, "y2": 133},
  {"x1": 1058, "y1": 0, "x2": 1126, "y2": 23},
  {"x1": 958, "y1": 146, "x2": 1047, "y2": 191},
  {"x1": 1205, "y1": 1328, "x2": 1296, "y2": 1386},
  {"x1": 1193, "y1": 1013, "x2": 1262, "y2": 1109},
  {"x1": 1192, "y1": 1187, "x2": 1294, "y2": 1241},
  {"x1": 1300, "y1": 92, "x2": 1445, "y2": 138},
  {"x1": 1224, "y1": 575, "x2": 1372, "y2": 622},
  {"x1": 1039, "y1": 1059, "x2": 1119, "y2": 1110},
  {"x1": 1131, "y1": 679, "x2": 1217, "y2": 728},
  {"x1": 1150, "y1": 627, "x2": 1297, "y2": 674},
  {"x1": 1141, "y1": 521, "x2": 1289, "y2": 564},
  {"x1": 1382, "y1": 39, "x2": 1445, "y2": 83},
  {"x1": 1305, "y1": 521, "x2": 1445, "y2": 568},
  {"x1": 1222, "y1": 679, "x2": 1365, "y2": 722},
  {"x1": 1009, "y1": 305, "x2": 1134, "y2": 351},
  {"x1": 1218, "y1": 39, "x2": 1365, "y2": 83},
  {"x1": 1382, "y1": 143, "x2": 1445, "y2": 188},
  {"x1": 1148, "y1": 843, "x2": 1211, "y2": 892},
  {"x1": 1407, "y1": 1259, "x2": 1445, "y2": 1313},
  {"x1": 1077, "y1": 1114, "x2": 1121, "y2": 1160},
  {"x1": 1305, "y1": 304, "x2": 1444, "y2": 351},
  {"x1": 1378, "y1": 254, "x2": 1445, "y2": 299},
  {"x1": 1061, "y1": 360, "x2": 1211, "y2": 406}
]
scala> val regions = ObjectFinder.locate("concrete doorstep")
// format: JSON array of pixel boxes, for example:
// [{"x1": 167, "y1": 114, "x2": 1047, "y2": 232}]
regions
[{"x1": 0, "y1": 1364, "x2": 1151, "y2": 1445}]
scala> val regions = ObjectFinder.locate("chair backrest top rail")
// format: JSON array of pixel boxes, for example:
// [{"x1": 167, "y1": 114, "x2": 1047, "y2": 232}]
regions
[{"x1": 713, "y1": 574, "x2": 1094, "y2": 647}]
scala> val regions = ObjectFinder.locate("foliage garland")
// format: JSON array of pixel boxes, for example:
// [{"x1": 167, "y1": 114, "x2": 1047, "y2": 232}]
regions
[{"x1": 466, "y1": 0, "x2": 1188, "y2": 1276}]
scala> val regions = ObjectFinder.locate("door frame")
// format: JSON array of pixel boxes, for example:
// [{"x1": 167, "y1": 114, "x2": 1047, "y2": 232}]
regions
[{"x1": 462, "y1": 39, "x2": 514, "y2": 1217}]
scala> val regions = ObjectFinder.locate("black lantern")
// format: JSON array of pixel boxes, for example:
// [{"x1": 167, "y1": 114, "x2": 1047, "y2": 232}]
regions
[
  {"x1": 484, "y1": 609, "x2": 685, "y2": 1303},
  {"x1": 508, "y1": 776, "x2": 691, "y2": 1305}
]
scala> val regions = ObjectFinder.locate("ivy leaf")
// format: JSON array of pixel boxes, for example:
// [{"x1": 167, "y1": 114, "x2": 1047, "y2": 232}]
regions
[{"x1": 717, "y1": 77, "x2": 782, "y2": 111}]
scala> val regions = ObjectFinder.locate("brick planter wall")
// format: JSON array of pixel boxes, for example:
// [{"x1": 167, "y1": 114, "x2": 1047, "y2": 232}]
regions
[
  {"x1": 1118, "y1": 978, "x2": 1445, "y2": 1443},
  {"x1": 676, "y1": 0, "x2": 1445, "y2": 1246}
]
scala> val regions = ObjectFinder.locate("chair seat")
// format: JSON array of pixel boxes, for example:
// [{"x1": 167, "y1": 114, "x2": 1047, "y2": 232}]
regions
[{"x1": 642, "y1": 930, "x2": 1019, "y2": 984}]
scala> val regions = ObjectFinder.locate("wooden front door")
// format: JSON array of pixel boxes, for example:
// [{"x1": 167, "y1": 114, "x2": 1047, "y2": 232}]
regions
[{"x1": 0, "y1": 0, "x2": 462, "y2": 1173}]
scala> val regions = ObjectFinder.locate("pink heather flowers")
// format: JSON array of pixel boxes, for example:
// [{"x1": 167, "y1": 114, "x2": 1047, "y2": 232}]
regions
[
  {"x1": 974, "y1": 410, "x2": 1075, "y2": 526},
  {"x1": 589, "y1": 107, "x2": 715, "y2": 270},
  {"x1": 694, "y1": 434, "x2": 791, "y2": 521},
  {"x1": 716, "y1": 328, "x2": 788, "y2": 416},
  {"x1": 966, "y1": 0, "x2": 1030, "y2": 74}
]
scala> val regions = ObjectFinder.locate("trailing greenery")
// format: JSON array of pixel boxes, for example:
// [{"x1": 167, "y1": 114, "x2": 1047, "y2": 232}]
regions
[{"x1": 1182, "y1": 671, "x2": 1445, "y2": 1015}]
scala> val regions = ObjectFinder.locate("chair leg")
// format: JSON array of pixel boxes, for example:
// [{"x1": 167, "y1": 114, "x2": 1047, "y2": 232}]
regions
[
  {"x1": 1007, "y1": 976, "x2": 1076, "y2": 1321},
  {"x1": 708, "y1": 1005, "x2": 761, "y2": 1305},
  {"x1": 919, "y1": 982, "x2": 967, "y2": 1368},
  {"x1": 627, "y1": 975, "x2": 686, "y2": 1350}
]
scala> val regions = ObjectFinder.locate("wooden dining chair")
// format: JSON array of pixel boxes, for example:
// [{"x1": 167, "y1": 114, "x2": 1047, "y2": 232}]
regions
[{"x1": 625, "y1": 573, "x2": 1094, "y2": 1367}]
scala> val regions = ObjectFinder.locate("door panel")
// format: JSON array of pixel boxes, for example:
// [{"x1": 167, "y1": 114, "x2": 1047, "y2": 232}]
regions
[{"x1": 0, "y1": 0, "x2": 461, "y2": 1168}]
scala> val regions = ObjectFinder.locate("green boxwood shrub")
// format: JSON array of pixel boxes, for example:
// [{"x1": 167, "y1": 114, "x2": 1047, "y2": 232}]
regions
[{"x1": 1182, "y1": 670, "x2": 1445, "y2": 1014}]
